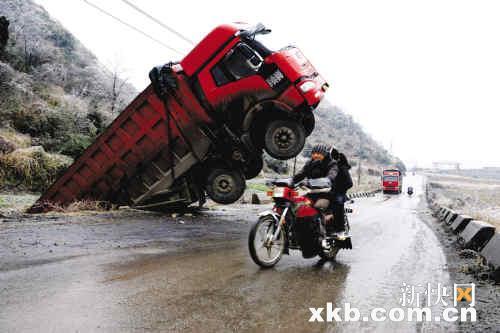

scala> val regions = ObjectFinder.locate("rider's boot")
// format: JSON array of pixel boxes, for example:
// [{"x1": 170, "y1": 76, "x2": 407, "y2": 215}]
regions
[
  {"x1": 325, "y1": 225, "x2": 335, "y2": 238},
  {"x1": 331, "y1": 229, "x2": 349, "y2": 239},
  {"x1": 329, "y1": 205, "x2": 349, "y2": 239}
]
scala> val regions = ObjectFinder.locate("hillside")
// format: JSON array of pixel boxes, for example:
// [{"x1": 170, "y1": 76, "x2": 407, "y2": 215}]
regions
[
  {"x1": 307, "y1": 101, "x2": 405, "y2": 172},
  {"x1": 265, "y1": 101, "x2": 406, "y2": 189},
  {"x1": 0, "y1": 0, "x2": 136, "y2": 191}
]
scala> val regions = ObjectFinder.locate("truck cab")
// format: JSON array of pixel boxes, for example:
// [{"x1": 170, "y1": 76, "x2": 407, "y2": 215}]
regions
[{"x1": 180, "y1": 23, "x2": 328, "y2": 160}]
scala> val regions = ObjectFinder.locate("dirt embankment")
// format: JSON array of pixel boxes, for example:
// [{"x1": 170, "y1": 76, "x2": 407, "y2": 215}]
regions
[{"x1": 426, "y1": 172, "x2": 500, "y2": 228}]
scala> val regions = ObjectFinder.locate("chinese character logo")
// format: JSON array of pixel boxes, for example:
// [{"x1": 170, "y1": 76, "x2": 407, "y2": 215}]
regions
[{"x1": 454, "y1": 283, "x2": 475, "y2": 307}]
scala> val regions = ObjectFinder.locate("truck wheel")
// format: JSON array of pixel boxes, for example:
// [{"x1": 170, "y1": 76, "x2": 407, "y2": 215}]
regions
[
  {"x1": 302, "y1": 112, "x2": 315, "y2": 136},
  {"x1": 205, "y1": 168, "x2": 245, "y2": 204},
  {"x1": 264, "y1": 119, "x2": 305, "y2": 160},
  {"x1": 244, "y1": 157, "x2": 263, "y2": 179}
]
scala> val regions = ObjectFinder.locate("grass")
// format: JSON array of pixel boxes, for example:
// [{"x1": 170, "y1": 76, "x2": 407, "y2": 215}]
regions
[
  {"x1": 41, "y1": 200, "x2": 112, "y2": 213},
  {"x1": 249, "y1": 171, "x2": 380, "y2": 194},
  {"x1": 352, "y1": 174, "x2": 381, "y2": 192},
  {"x1": 246, "y1": 182, "x2": 270, "y2": 192},
  {"x1": 0, "y1": 146, "x2": 72, "y2": 192},
  {"x1": 0, "y1": 193, "x2": 39, "y2": 212},
  {"x1": 0, "y1": 194, "x2": 114, "y2": 215},
  {"x1": 0, "y1": 127, "x2": 31, "y2": 151},
  {"x1": 427, "y1": 173, "x2": 500, "y2": 229}
]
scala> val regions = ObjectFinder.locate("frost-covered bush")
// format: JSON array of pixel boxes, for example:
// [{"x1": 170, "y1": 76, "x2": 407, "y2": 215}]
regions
[{"x1": 0, "y1": 146, "x2": 72, "y2": 191}]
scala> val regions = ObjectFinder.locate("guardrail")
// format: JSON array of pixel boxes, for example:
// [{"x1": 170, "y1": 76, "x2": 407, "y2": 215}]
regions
[
  {"x1": 247, "y1": 188, "x2": 381, "y2": 205},
  {"x1": 426, "y1": 184, "x2": 500, "y2": 283},
  {"x1": 347, "y1": 189, "x2": 381, "y2": 199}
]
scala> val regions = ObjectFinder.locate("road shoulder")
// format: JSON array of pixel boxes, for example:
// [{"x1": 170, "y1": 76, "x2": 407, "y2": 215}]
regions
[{"x1": 417, "y1": 196, "x2": 500, "y2": 332}]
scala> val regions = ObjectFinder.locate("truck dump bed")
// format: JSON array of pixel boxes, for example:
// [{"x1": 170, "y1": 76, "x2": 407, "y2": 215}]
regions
[{"x1": 29, "y1": 71, "x2": 214, "y2": 213}]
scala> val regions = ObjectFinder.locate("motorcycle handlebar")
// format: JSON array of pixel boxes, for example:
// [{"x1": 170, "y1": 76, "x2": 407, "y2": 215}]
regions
[{"x1": 266, "y1": 178, "x2": 332, "y2": 190}]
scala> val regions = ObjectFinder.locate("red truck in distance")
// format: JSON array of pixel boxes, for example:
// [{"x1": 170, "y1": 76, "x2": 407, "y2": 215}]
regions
[
  {"x1": 30, "y1": 23, "x2": 329, "y2": 213},
  {"x1": 382, "y1": 169, "x2": 403, "y2": 194}
]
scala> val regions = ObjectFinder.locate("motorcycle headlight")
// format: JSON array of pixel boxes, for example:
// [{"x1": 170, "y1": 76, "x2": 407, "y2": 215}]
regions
[
  {"x1": 272, "y1": 187, "x2": 285, "y2": 198},
  {"x1": 299, "y1": 81, "x2": 316, "y2": 93}
]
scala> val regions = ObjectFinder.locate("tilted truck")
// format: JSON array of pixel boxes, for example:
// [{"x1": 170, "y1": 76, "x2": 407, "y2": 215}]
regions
[
  {"x1": 29, "y1": 23, "x2": 328, "y2": 213},
  {"x1": 382, "y1": 169, "x2": 403, "y2": 194}
]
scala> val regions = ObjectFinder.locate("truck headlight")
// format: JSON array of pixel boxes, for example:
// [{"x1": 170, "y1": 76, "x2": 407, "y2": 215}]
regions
[{"x1": 299, "y1": 81, "x2": 316, "y2": 93}]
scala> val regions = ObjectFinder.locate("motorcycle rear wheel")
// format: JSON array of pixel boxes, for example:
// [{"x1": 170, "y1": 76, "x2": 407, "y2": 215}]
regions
[
  {"x1": 248, "y1": 215, "x2": 285, "y2": 268},
  {"x1": 319, "y1": 246, "x2": 339, "y2": 261}
]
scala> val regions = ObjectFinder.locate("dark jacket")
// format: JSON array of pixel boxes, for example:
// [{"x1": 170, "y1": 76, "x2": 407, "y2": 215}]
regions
[
  {"x1": 334, "y1": 153, "x2": 353, "y2": 195},
  {"x1": 292, "y1": 158, "x2": 339, "y2": 188}
]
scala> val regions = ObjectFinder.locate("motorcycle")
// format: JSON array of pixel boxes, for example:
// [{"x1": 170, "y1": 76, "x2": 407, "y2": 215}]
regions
[
  {"x1": 248, "y1": 178, "x2": 352, "y2": 268},
  {"x1": 407, "y1": 186, "x2": 414, "y2": 196}
]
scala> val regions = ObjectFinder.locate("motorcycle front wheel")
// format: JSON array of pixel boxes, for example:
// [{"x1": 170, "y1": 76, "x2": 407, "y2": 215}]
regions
[{"x1": 248, "y1": 215, "x2": 285, "y2": 268}]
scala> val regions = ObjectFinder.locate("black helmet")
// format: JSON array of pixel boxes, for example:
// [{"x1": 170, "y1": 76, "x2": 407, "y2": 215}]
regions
[{"x1": 311, "y1": 144, "x2": 330, "y2": 157}]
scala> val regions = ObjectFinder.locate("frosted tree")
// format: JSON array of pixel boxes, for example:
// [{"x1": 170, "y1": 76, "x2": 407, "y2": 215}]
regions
[{"x1": 0, "y1": 16, "x2": 9, "y2": 54}]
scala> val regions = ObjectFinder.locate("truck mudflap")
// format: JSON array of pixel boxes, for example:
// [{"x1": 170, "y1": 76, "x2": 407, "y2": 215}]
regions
[{"x1": 29, "y1": 68, "x2": 214, "y2": 213}]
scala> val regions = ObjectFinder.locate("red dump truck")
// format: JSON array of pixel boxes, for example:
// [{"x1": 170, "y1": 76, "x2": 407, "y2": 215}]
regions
[
  {"x1": 382, "y1": 169, "x2": 403, "y2": 194},
  {"x1": 29, "y1": 23, "x2": 328, "y2": 213}
]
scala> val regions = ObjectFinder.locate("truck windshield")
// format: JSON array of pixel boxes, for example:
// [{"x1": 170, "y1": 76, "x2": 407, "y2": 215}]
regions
[{"x1": 223, "y1": 43, "x2": 262, "y2": 80}]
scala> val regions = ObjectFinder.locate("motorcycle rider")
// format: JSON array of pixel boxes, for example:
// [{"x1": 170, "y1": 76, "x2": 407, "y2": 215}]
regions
[
  {"x1": 330, "y1": 149, "x2": 353, "y2": 236},
  {"x1": 292, "y1": 144, "x2": 339, "y2": 235}
]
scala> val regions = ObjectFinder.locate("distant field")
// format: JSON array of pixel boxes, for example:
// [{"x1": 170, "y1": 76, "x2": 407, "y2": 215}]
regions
[
  {"x1": 429, "y1": 168, "x2": 500, "y2": 181},
  {"x1": 426, "y1": 172, "x2": 500, "y2": 228}
]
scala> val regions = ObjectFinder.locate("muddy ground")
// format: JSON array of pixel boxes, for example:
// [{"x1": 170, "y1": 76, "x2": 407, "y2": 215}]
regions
[{"x1": 418, "y1": 197, "x2": 500, "y2": 332}]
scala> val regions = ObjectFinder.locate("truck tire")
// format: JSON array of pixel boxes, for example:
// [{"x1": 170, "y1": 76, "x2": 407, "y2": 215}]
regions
[
  {"x1": 302, "y1": 112, "x2": 315, "y2": 136},
  {"x1": 264, "y1": 119, "x2": 305, "y2": 160},
  {"x1": 205, "y1": 168, "x2": 245, "y2": 204},
  {"x1": 244, "y1": 157, "x2": 263, "y2": 179}
]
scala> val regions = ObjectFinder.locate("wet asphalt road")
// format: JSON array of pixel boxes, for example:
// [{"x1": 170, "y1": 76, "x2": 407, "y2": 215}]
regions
[{"x1": 0, "y1": 175, "x2": 454, "y2": 332}]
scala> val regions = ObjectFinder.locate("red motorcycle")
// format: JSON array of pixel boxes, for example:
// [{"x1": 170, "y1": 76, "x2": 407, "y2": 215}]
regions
[{"x1": 248, "y1": 178, "x2": 352, "y2": 268}]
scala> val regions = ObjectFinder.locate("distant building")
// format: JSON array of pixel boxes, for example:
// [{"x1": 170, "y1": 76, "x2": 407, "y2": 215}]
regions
[{"x1": 432, "y1": 161, "x2": 461, "y2": 170}]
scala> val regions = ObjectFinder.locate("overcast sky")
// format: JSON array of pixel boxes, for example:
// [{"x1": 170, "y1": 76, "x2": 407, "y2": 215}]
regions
[{"x1": 35, "y1": 0, "x2": 500, "y2": 168}]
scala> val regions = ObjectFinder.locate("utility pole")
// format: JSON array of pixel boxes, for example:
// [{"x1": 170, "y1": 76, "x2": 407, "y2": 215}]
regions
[
  {"x1": 357, "y1": 137, "x2": 362, "y2": 186},
  {"x1": 357, "y1": 156, "x2": 362, "y2": 185}
]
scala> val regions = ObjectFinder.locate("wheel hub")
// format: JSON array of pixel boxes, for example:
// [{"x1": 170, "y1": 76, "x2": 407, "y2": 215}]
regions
[
  {"x1": 273, "y1": 127, "x2": 296, "y2": 149},
  {"x1": 214, "y1": 175, "x2": 233, "y2": 193},
  {"x1": 264, "y1": 234, "x2": 274, "y2": 247}
]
